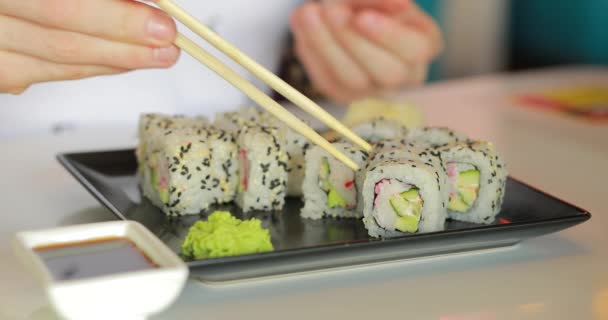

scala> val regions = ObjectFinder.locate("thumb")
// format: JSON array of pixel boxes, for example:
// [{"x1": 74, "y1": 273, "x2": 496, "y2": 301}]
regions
[{"x1": 323, "y1": 0, "x2": 411, "y2": 13}]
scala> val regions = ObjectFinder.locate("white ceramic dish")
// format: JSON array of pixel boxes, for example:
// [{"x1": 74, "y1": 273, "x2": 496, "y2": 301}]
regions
[{"x1": 12, "y1": 221, "x2": 189, "y2": 320}]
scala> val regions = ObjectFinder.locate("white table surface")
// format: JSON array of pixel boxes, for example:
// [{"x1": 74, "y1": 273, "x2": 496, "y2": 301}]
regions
[{"x1": 2, "y1": 66, "x2": 607, "y2": 320}]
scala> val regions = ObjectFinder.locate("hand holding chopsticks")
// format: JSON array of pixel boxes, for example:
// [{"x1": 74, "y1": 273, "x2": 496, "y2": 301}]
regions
[{"x1": 154, "y1": 0, "x2": 371, "y2": 171}]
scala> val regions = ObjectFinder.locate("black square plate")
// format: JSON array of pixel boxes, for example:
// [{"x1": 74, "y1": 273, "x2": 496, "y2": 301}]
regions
[{"x1": 57, "y1": 149, "x2": 590, "y2": 282}]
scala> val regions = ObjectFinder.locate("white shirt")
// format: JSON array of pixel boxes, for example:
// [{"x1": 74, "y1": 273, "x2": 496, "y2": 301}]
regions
[{"x1": 0, "y1": 0, "x2": 301, "y2": 137}]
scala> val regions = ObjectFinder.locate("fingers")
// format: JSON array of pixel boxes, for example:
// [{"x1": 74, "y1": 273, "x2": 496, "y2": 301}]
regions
[
  {"x1": 324, "y1": 3, "x2": 408, "y2": 89},
  {"x1": 290, "y1": 2, "x2": 371, "y2": 92},
  {"x1": 293, "y1": 40, "x2": 364, "y2": 104},
  {"x1": 0, "y1": 0, "x2": 176, "y2": 47},
  {"x1": 409, "y1": 64, "x2": 428, "y2": 85},
  {"x1": 0, "y1": 14, "x2": 179, "y2": 69},
  {"x1": 324, "y1": 0, "x2": 411, "y2": 12},
  {"x1": 394, "y1": 4, "x2": 444, "y2": 58},
  {"x1": 353, "y1": 9, "x2": 433, "y2": 64},
  {"x1": 0, "y1": 50, "x2": 126, "y2": 93}
]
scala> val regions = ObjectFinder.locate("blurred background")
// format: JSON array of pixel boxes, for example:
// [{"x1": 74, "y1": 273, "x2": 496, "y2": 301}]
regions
[
  {"x1": 1, "y1": 0, "x2": 606, "y2": 138},
  {"x1": 418, "y1": 0, "x2": 608, "y2": 81}
]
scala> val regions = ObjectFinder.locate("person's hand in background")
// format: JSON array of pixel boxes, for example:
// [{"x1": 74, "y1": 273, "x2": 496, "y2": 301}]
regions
[
  {"x1": 290, "y1": 0, "x2": 443, "y2": 104},
  {"x1": 0, "y1": 0, "x2": 178, "y2": 94}
]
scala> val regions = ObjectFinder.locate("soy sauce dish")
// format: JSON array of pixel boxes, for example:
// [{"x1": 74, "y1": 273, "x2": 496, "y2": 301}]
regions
[{"x1": 12, "y1": 221, "x2": 188, "y2": 320}]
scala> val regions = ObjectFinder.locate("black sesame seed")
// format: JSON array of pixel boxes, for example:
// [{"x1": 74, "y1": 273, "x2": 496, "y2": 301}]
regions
[
  {"x1": 260, "y1": 163, "x2": 270, "y2": 173},
  {"x1": 269, "y1": 179, "x2": 281, "y2": 190}
]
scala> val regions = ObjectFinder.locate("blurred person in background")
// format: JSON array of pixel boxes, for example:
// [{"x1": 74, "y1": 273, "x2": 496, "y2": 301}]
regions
[{"x1": 0, "y1": 0, "x2": 442, "y2": 136}]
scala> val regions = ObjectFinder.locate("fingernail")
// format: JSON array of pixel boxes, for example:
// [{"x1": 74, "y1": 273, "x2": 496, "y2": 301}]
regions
[
  {"x1": 153, "y1": 46, "x2": 179, "y2": 64},
  {"x1": 146, "y1": 13, "x2": 174, "y2": 42}
]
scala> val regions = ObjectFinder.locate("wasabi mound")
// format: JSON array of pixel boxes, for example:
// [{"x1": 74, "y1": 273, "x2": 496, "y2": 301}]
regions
[{"x1": 181, "y1": 211, "x2": 274, "y2": 260}]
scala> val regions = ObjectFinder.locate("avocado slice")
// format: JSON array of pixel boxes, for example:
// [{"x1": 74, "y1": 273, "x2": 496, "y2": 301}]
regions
[
  {"x1": 151, "y1": 167, "x2": 169, "y2": 204},
  {"x1": 389, "y1": 191, "x2": 422, "y2": 230},
  {"x1": 318, "y1": 157, "x2": 331, "y2": 191},
  {"x1": 459, "y1": 188, "x2": 478, "y2": 205},
  {"x1": 448, "y1": 195, "x2": 469, "y2": 212},
  {"x1": 159, "y1": 188, "x2": 169, "y2": 204},
  {"x1": 152, "y1": 166, "x2": 160, "y2": 186},
  {"x1": 395, "y1": 215, "x2": 419, "y2": 233},
  {"x1": 390, "y1": 194, "x2": 411, "y2": 216},
  {"x1": 448, "y1": 169, "x2": 480, "y2": 212},
  {"x1": 458, "y1": 170, "x2": 480, "y2": 188},
  {"x1": 327, "y1": 185, "x2": 346, "y2": 208},
  {"x1": 400, "y1": 188, "x2": 423, "y2": 217}
]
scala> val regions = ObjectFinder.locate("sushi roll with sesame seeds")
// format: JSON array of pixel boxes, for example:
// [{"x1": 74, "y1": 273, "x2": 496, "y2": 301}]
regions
[
  {"x1": 213, "y1": 107, "x2": 263, "y2": 132},
  {"x1": 406, "y1": 127, "x2": 467, "y2": 148},
  {"x1": 438, "y1": 140, "x2": 507, "y2": 224},
  {"x1": 234, "y1": 125, "x2": 289, "y2": 212},
  {"x1": 215, "y1": 107, "x2": 311, "y2": 197},
  {"x1": 359, "y1": 141, "x2": 448, "y2": 238},
  {"x1": 283, "y1": 130, "x2": 309, "y2": 197},
  {"x1": 352, "y1": 118, "x2": 408, "y2": 143},
  {"x1": 301, "y1": 142, "x2": 368, "y2": 220},
  {"x1": 136, "y1": 113, "x2": 208, "y2": 177},
  {"x1": 141, "y1": 126, "x2": 238, "y2": 216},
  {"x1": 259, "y1": 113, "x2": 311, "y2": 197}
]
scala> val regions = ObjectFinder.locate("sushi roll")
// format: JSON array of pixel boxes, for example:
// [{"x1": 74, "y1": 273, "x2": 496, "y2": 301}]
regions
[
  {"x1": 141, "y1": 127, "x2": 238, "y2": 216},
  {"x1": 352, "y1": 117, "x2": 408, "y2": 143},
  {"x1": 406, "y1": 127, "x2": 467, "y2": 148},
  {"x1": 439, "y1": 140, "x2": 507, "y2": 224},
  {"x1": 282, "y1": 128, "x2": 310, "y2": 197},
  {"x1": 235, "y1": 125, "x2": 289, "y2": 212},
  {"x1": 359, "y1": 141, "x2": 448, "y2": 238},
  {"x1": 259, "y1": 113, "x2": 311, "y2": 197},
  {"x1": 217, "y1": 108, "x2": 312, "y2": 197},
  {"x1": 301, "y1": 142, "x2": 368, "y2": 220},
  {"x1": 136, "y1": 113, "x2": 208, "y2": 176},
  {"x1": 213, "y1": 107, "x2": 263, "y2": 132}
]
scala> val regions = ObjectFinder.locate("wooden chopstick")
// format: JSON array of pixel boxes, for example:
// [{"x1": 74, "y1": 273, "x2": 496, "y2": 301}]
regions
[
  {"x1": 174, "y1": 33, "x2": 361, "y2": 171},
  {"x1": 155, "y1": 0, "x2": 372, "y2": 153}
]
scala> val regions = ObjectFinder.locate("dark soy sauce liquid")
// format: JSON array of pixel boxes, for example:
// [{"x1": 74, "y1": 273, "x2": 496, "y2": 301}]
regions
[{"x1": 34, "y1": 237, "x2": 158, "y2": 281}]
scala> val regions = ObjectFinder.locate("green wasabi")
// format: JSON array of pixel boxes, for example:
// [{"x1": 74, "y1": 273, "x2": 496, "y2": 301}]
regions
[{"x1": 181, "y1": 211, "x2": 274, "y2": 260}]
